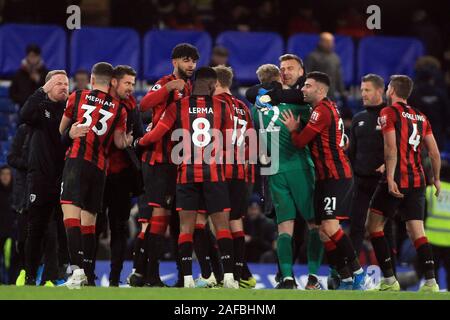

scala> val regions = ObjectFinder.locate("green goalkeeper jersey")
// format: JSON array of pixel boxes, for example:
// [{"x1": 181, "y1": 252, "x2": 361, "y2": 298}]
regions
[{"x1": 253, "y1": 103, "x2": 314, "y2": 175}]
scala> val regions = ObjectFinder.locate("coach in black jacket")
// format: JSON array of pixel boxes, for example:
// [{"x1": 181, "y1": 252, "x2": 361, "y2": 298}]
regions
[
  {"x1": 97, "y1": 65, "x2": 144, "y2": 286},
  {"x1": 348, "y1": 74, "x2": 391, "y2": 256},
  {"x1": 19, "y1": 70, "x2": 74, "y2": 284}
]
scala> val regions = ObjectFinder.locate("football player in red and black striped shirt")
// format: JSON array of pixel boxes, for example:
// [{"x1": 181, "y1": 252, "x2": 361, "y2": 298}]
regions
[
  {"x1": 137, "y1": 67, "x2": 238, "y2": 288},
  {"x1": 130, "y1": 44, "x2": 198, "y2": 288},
  {"x1": 367, "y1": 75, "x2": 441, "y2": 292},
  {"x1": 213, "y1": 65, "x2": 255, "y2": 286},
  {"x1": 281, "y1": 71, "x2": 367, "y2": 290},
  {"x1": 59, "y1": 62, "x2": 132, "y2": 287}
]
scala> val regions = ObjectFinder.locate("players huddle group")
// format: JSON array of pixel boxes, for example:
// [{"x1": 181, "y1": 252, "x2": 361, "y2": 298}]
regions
[{"x1": 18, "y1": 42, "x2": 442, "y2": 292}]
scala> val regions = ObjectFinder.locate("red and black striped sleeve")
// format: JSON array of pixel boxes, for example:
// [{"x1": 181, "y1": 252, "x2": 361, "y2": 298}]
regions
[
  {"x1": 380, "y1": 106, "x2": 397, "y2": 134},
  {"x1": 291, "y1": 104, "x2": 330, "y2": 148},
  {"x1": 64, "y1": 91, "x2": 77, "y2": 119},
  {"x1": 140, "y1": 76, "x2": 172, "y2": 112},
  {"x1": 138, "y1": 102, "x2": 177, "y2": 146},
  {"x1": 115, "y1": 106, "x2": 127, "y2": 133},
  {"x1": 122, "y1": 95, "x2": 136, "y2": 111}
]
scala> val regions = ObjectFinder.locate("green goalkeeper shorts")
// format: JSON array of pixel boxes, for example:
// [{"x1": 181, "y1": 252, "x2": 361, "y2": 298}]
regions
[{"x1": 268, "y1": 167, "x2": 315, "y2": 224}]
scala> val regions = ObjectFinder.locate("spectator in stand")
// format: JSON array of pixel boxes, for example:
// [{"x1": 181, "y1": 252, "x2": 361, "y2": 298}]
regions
[
  {"x1": 411, "y1": 10, "x2": 443, "y2": 59},
  {"x1": 409, "y1": 56, "x2": 450, "y2": 150},
  {"x1": 443, "y1": 45, "x2": 450, "y2": 98},
  {"x1": 0, "y1": 166, "x2": 14, "y2": 241},
  {"x1": 243, "y1": 196, "x2": 277, "y2": 262},
  {"x1": 110, "y1": 0, "x2": 157, "y2": 33},
  {"x1": 425, "y1": 179, "x2": 450, "y2": 292},
  {"x1": 305, "y1": 32, "x2": 346, "y2": 99},
  {"x1": 209, "y1": 46, "x2": 242, "y2": 96},
  {"x1": 252, "y1": 0, "x2": 279, "y2": 32},
  {"x1": 336, "y1": 7, "x2": 374, "y2": 39},
  {"x1": 71, "y1": 69, "x2": 90, "y2": 93},
  {"x1": 340, "y1": 106, "x2": 353, "y2": 134},
  {"x1": 287, "y1": 7, "x2": 320, "y2": 36},
  {"x1": 166, "y1": 0, "x2": 204, "y2": 31},
  {"x1": 9, "y1": 44, "x2": 48, "y2": 108},
  {"x1": 415, "y1": 56, "x2": 447, "y2": 92},
  {"x1": 0, "y1": 165, "x2": 17, "y2": 284},
  {"x1": 7, "y1": 124, "x2": 32, "y2": 285},
  {"x1": 260, "y1": 239, "x2": 277, "y2": 263},
  {"x1": 209, "y1": 46, "x2": 229, "y2": 68},
  {"x1": 227, "y1": 4, "x2": 252, "y2": 32}
]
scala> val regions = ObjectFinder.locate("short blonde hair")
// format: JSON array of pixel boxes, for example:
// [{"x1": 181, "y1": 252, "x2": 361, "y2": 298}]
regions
[
  {"x1": 256, "y1": 64, "x2": 280, "y2": 84},
  {"x1": 213, "y1": 65, "x2": 233, "y2": 88}
]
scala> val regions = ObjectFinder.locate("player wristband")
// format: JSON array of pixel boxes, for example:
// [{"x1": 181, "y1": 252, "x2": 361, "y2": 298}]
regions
[{"x1": 61, "y1": 126, "x2": 73, "y2": 147}]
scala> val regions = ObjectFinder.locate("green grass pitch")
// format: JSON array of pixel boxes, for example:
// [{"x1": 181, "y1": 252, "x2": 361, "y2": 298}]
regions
[{"x1": 0, "y1": 286, "x2": 450, "y2": 300}]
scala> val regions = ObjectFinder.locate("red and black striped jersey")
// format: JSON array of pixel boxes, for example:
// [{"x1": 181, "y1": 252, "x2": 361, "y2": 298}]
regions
[
  {"x1": 380, "y1": 102, "x2": 432, "y2": 189},
  {"x1": 306, "y1": 98, "x2": 352, "y2": 180},
  {"x1": 140, "y1": 74, "x2": 192, "y2": 164},
  {"x1": 215, "y1": 92, "x2": 255, "y2": 183},
  {"x1": 64, "y1": 89, "x2": 127, "y2": 171},
  {"x1": 138, "y1": 95, "x2": 233, "y2": 184},
  {"x1": 107, "y1": 95, "x2": 136, "y2": 175}
]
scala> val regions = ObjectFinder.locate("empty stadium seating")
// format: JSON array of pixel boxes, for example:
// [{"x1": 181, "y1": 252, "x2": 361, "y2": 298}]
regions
[
  {"x1": 357, "y1": 36, "x2": 424, "y2": 83},
  {"x1": 143, "y1": 30, "x2": 212, "y2": 81},
  {"x1": 216, "y1": 31, "x2": 284, "y2": 84},
  {"x1": 0, "y1": 24, "x2": 66, "y2": 76},
  {"x1": 2, "y1": 24, "x2": 449, "y2": 163},
  {"x1": 0, "y1": 23, "x2": 427, "y2": 85},
  {"x1": 70, "y1": 27, "x2": 140, "y2": 76}
]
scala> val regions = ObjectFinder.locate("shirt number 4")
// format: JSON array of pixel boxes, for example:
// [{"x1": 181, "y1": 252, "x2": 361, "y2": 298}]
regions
[{"x1": 408, "y1": 123, "x2": 421, "y2": 152}]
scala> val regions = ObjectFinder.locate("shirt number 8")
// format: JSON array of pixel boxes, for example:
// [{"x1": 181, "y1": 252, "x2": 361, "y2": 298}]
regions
[{"x1": 192, "y1": 117, "x2": 211, "y2": 147}]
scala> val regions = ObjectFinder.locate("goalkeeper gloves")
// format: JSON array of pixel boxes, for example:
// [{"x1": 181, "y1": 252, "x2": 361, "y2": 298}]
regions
[{"x1": 255, "y1": 88, "x2": 273, "y2": 111}]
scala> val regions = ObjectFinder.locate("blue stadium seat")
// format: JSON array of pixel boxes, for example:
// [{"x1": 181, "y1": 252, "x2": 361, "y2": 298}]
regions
[
  {"x1": 7, "y1": 113, "x2": 19, "y2": 125},
  {"x1": 0, "y1": 23, "x2": 67, "y2": 76},
  {"x1": 0, "y1": 98, "x2": 16, "y2": 113},
  {"x1": 134, "y1": 90, "x2": 147, "y2": 104},
  {"x1": 358, "y1": 36, "x2": 424, "y2": 82},
  {"x1": 0, "y1": 140, "x2": 11, "y2": 151},
  {"x1": 216, "y1": 31, "x2": 284, "y2": 84},
  {"x1": 0, "y1": 116, "x2": 9, "y2": 127},
  {"x1": 0, "y1": 86, "x2": 9, "y2": 98},
  {"x1": 0, "y1": 128, "x2": 8, "y2": 141},
  {"x1": 442, "y1": 152, "x2": 450, "y2": 163},
  {"x1": 287, "y1": 33, "x2": 355, "y2": 86},
  {"x1": 346, "y1": 96, "x2": 363, "y2": 113},
  {"x1": 70, "y1": 27, "x2": 140, "y2": 76},
  {"x1": 1, "y1": 146, "x2": 8, "y2": 157},
  {"x1": 143, "y1": 30, "x2": 212, "y2": 81},
  {"x1": 445, "y1": 141, "x2": 450, "y2": 153},
  {"x1": 7, "y1": 126, "x2": 16, "y2": 138}
]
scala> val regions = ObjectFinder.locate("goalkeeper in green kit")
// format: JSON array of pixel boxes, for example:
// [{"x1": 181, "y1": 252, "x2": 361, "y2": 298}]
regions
[{"x1": 246, "y1": 55, "x2": 324, "y2": 289}]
